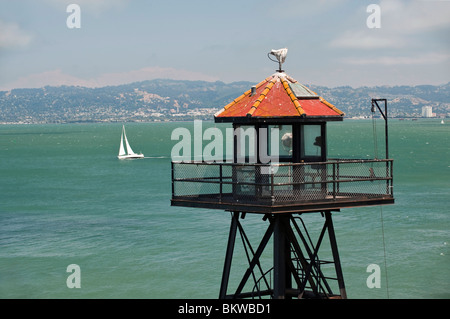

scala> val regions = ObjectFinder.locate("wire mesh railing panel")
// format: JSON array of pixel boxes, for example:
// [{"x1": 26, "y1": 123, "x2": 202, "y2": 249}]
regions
[{"x1": 172, "y1": 159, "x2": 393, "y2": 206}]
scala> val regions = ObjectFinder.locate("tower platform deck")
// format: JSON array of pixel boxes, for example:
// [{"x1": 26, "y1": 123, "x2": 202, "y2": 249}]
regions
[{"x1": 171, "y1": 159, "x2": 394, "y2": 214}]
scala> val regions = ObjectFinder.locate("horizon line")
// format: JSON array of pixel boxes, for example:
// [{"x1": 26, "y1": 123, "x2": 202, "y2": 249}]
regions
[{"x1": 2, "y1": 77, "x2": 449, "y2": 93}]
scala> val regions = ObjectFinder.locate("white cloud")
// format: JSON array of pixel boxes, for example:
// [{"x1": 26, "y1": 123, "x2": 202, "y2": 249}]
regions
[
  {"x1": 92, "y1": 67, "x2": 219, "y2": 86},
  {"x1": 274, "y1": 0, "x2": 348, "y2": 17},
  {"x1": 0, "y1": 20, "x2": 32, "y2": 49},
  {"x1": 380, "y1": 0, "x2": 450, "y2": 33},
  {"x1": 329, "y1": 30, "x2": 406, "y2": 49},
  {"x1": 330, "y1": 0, "x2": 450, "y2": 50},
  {"x1": 0, "y1": 70, "x2": 86, "y2": 91},
  {"x1": 0, "y1": 67, "x2": 220, "y2": 91},
  {"x1": 43, "y1": 0, "x2": 129, "y2": 13},
  {"x1": 340, "y1": 52, "x2": 450, "y2": 65}
]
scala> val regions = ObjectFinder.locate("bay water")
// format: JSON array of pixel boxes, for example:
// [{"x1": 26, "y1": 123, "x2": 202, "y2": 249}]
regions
[{"x1": 0, "y1": 120, "x2": 448, "y2": 299}]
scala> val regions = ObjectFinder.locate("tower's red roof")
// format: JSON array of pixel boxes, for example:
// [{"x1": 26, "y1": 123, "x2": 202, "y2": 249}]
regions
[{"x1": 214, "y1": 72, "x2": 344, "y2": 122}]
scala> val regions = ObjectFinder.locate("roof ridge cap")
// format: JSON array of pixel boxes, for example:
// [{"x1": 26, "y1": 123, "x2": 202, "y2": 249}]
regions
[
  {"x1": 280, "y1": 76, "x2": 305, "y2": 116},
  {"x1": 319, "y1": 97, "x2": 345, "y2": 116},
  {"x1": 272, "y1": 71, "x2": 287, "y2": 78},
  {"x1": 246, "y1": 76, "x2": 277, "y2": 117}
]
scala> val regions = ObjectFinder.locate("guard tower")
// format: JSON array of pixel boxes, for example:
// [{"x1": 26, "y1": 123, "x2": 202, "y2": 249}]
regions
[{"x1": 171, "y1": 49, "x2": 394, "y2": 299}]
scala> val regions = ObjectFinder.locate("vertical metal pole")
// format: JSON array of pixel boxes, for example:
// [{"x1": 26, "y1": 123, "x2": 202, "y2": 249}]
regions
[
  {"x1": 384, "y1": 100, "x2": 390, "y2": 198},
  {"x1": 271, "y1": 168, "x2": 275, "y2": 204},
  {"x1": 384, "y1": 99, "x2": 389, "y2": 160},
  {"x1": 219, "y1": 212, "x2": 239, "y2": 299},
  {"x1": 219, "y1": 164, "x2": 223, "y2": 202},
  {"x1": 273, "y1": 215, "x2": 289, "y2": 299},
  {"x1": 390, "y1": 160, "x2": 394, "y2": 196},
  {"x1": 336, "y1": 162, "x2": 340, "y2": 195},
  {"x1": 171, "y1": 161, "x2": 175, "y2": 197},
  {"x1": 372, "y1": 99, "x2": 389, "y2": 159},
  {"x1": 386, "y1": 160, "x2": 390, "y2": 196},
  {"x1": 325, "y1": 211, "x2": 347, "y2": 299},
  {"x1": 332, "y1": 162, "x2": 336, "y2": 199}
]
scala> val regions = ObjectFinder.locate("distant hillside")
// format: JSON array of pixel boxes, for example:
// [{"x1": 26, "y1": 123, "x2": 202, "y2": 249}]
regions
[
  {"x1": 0, "y1": 79, "x2": 448, "y2": 123},
  {"x1": 311, "y1": 83, "x2": 450, "y2": 119}
]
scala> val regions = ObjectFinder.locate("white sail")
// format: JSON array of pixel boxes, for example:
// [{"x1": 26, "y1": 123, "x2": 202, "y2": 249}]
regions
[
  {"x1": 123, "y1": 129, "x2": 136, "y2": 155},
  {"x1": 118, "y1": 125, "x2": 144, "y2": 159},
  {"x1": 118, "y1": 129, "x2": 126, "y2": 156}
]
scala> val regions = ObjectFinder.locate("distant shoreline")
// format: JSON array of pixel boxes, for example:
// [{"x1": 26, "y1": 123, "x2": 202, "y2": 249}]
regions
[
  {"x1": 0, "y1": 117, "x2": 446, "y2": 125},
  {"x1": 1, "y1": 79, "x2": 449, "y2": 124}
]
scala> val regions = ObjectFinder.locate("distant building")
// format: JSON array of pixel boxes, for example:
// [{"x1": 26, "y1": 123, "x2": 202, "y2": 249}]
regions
[{"x1": 422, "y1": 106, "x2": 433, "y2": 118}]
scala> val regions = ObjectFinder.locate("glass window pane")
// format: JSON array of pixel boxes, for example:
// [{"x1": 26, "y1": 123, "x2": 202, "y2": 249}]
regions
[
  {"x1": 303, "y1": 125, "x2": 322, "y2": 157},
  {"x1": 268, "y1": 125, "x2": 292, "y2": 158},
  {"x1": 235, "y1": 125, "x2": 257, "y2": 163}
]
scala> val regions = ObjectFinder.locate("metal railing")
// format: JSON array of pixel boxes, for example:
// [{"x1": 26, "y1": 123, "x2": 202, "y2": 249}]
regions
[{"x1": 171, "y1": 159, "x2": 393, "y2": 208}]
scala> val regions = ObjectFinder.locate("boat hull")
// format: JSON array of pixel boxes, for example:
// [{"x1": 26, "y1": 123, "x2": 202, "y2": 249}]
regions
[{"x1": 118, "y1": 154, "x2": 144, "y2": 160}]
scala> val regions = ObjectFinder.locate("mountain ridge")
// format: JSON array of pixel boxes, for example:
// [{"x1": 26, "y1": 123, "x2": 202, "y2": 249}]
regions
[{"x1": 1, "y1": 79, "x2": 448, "y2": 124}]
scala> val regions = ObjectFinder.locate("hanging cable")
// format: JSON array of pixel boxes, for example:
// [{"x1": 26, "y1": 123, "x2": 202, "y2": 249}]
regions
[{"x1": 379, "y1": 206, "x2": 390, "y2": 298}]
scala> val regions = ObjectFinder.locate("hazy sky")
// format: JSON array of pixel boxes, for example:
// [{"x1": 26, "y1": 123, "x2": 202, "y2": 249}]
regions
[{"x1": 1, "y1": 0, "x2": 449, "y2": 90}]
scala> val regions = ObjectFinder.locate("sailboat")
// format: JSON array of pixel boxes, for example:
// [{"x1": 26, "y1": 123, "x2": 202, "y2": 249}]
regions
[{"x1": 118, "y1": 125, "x2": 144, "y2": 159}]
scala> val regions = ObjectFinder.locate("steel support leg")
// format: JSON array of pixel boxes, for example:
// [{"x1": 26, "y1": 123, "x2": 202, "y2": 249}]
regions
[
  {"x1": 219, "y1": 211, "x2": 347, "y2": 299},
  {"x1": 233, "y1": 219, "x2": 274, "y2": 298},
  {"x1": 326, "y1": 211, "x2": 347, "y2": 299},
  {"x1": 273, "y1": 215, "x2": 290, "y2": 299},
  {"x1": 219, "y1": 212, "x2": 239, "y2": 299}
]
